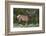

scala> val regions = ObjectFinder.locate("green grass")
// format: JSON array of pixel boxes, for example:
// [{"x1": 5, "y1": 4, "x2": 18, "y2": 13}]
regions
[{"x1": 13, "y1": 23, "x2": 39, "y2": 27}]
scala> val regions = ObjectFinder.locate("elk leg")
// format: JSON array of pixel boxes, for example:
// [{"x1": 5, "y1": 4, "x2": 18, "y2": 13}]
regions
[{"x1": 25, "y1": 21, "x2": 28, "y2": 26}]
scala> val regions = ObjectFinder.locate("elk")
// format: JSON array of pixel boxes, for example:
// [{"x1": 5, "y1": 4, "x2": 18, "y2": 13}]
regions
[{"x1": 17, "y1": 14, "x2": 32, "y2": 25}]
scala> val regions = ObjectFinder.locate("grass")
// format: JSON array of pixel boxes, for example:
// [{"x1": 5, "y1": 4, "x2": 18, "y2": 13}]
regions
[{"x1": 13, "y1": 23, "x2": 39, "y2": 27}]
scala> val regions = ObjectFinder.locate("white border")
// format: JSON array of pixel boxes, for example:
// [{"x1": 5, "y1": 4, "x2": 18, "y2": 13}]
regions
[{"x1": 10, "y1": 4, "x2": 42, "y2": 32}]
